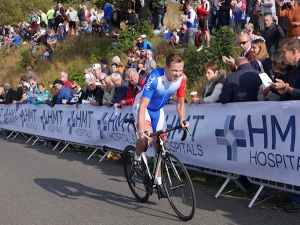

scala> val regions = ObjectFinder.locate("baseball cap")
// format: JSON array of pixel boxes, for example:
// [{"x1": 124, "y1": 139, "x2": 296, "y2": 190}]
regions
[
  {"x1": 112, "y1": 56, "x2": 121, "y2": 64},
  {"x1": 92, "y1": 63, "x2": 101, "y2": 70}
]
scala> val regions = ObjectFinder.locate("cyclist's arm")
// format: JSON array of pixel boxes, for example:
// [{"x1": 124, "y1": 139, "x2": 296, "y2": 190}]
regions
[
  {"x1": 137, "y1": 97, "x2": 150, "y2": 137},
  {"x1": 176, "y1": 97, "x2": 186, "y2": 124}
]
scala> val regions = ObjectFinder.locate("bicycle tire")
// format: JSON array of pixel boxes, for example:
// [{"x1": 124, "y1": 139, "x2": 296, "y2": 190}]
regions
[
  {"x1": 123, "y1": 145, "x2": 150, "y2": 203},
  {"x1": 162, "y1": 152, "x2": 196, "y2": 221}
]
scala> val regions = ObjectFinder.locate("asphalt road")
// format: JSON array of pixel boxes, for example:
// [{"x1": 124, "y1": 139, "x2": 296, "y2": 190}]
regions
[{"x1": 0, "y1": 134, "x2": 299, "y2": 225}]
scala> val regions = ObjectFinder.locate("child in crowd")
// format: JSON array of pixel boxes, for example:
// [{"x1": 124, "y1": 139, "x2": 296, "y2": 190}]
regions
[{"x1": 166, "y1": 29, "x2": 180, "y2": 48}]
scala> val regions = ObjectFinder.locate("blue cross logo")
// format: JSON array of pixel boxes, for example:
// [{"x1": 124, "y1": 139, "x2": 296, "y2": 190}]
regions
[
  {"x1": 97, "y1": 112, "x2": 108, "y2": 139},
  {"x1": 40, "y1": 110, "x2": 48, "y2": 130},
  {"x1": 215, "y1": 115, "x2": 246, "y2": 161}
]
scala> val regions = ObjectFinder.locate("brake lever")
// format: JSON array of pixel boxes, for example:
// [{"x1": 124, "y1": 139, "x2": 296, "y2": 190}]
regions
[
  {"x1": 143, "y1": 131, "x2": 149, "y2": 152},
  {"x1": 183, "y1": 120, "x2": 194, "y2": 142}
]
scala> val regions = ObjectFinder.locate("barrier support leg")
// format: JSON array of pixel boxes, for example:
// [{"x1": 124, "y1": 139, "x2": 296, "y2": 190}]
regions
[
  {"x1": 98, "y1": 146, "x2": 109, "y2": 162},
  {"x1": 60, "y1": 143, "x2": 70, "y2": 154},
  {"x1": 26, "y1": 136, "x2": 34, "y2": 143},
  {"x1": 248, "y1": 184, "x2": 264, "y2": 208},
  {"x1": 12, "y1": 132, "x2": 20, "y2": 140},
  {"x1": 52, "y1": 141, "x2": 61, "y2": 151},
  {"x1": 32, "y1": 137, "x2": 40, "y2": 146},
  {"x1": 87, "y1": 148, "x2": 98, "y2": 160},
  {"x1": 214, "y1": 177, "x2": 231, "y2": 198},
  {"x1": 7, "y1": 131, "x2": 14, "y2": 139},
  {"x1": 99, "y1": 150, "x2": 110, "y2": 162}
]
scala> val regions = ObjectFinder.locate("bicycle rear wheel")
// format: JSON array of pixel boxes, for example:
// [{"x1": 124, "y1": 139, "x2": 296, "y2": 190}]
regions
[
  {"x1": 162, "y1": 152, "x2": 196, "y2": 221},
  {"x1": 123, "y1": 145, "x2": 149, "y2": 203}
]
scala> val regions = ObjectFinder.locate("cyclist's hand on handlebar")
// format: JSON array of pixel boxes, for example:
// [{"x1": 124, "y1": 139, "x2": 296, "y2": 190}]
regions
[
  {"x1": 181, "y1": 120, "x2": 189, "y2": 130},
  {"x1": 138, "y1": 130, "x2": 150, "y2": 140}
]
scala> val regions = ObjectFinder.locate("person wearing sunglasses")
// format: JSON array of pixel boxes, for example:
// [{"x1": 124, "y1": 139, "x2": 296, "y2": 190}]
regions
[
  {"x1": 222, "y1": 33, "x2": 255, "y2": 72},
  {"x1": 62, "y1": 81, "x2": 86, "y2": 105},
  {"x1": 84, "y1": 77, "x2": 104, "y2": 106}
]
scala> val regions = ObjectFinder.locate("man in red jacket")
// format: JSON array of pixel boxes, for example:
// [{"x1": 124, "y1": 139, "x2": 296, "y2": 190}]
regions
[{"x1": 114, "y1": 68, "x2": 145, "y2": 107}]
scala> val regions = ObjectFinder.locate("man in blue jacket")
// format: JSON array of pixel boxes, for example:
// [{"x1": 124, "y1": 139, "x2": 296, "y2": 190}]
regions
[
  {"x1": 108, "y1": 72, "x2": 128, "y2": 107},
  {"x1": 53, "y1": 79, "x2": 73, "y2": 104}
]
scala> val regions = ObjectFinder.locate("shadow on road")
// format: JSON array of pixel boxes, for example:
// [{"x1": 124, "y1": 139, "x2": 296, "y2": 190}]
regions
[{"x1": 34, "y1": 178, "x2": 180, "y2": 222}]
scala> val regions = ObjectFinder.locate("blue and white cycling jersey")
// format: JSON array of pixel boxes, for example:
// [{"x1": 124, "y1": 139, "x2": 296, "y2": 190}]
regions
[{"x1": 133, "y1": 68, "x2": 186, "y2": 132}]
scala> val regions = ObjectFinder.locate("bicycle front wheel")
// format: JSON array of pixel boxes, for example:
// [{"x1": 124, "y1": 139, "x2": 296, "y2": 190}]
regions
[
  {"x1": 123, "y1": 145, "x2": 149, "y2": 203},
  {"x1": 162, "y1": 152, "x2": 196, "y2": 221}
]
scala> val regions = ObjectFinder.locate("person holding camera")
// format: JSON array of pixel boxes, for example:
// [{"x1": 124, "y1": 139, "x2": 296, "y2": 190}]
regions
[
  {"x1": 262, "y1": 14, "x2": 285, "y2": 56},
  {"x1": 278, "y1": 0, "x2": 300, "y2": 37}
]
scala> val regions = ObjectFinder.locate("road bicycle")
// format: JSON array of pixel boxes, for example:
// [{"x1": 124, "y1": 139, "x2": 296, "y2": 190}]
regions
[{"x1": 123, "y1": 117, "x2": 196, "y2": 221}]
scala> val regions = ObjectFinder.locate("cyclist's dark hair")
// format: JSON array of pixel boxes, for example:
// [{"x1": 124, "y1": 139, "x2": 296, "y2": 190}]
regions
[{"x1": 166, "y1": 53, "x2": 183, "y2": 67}]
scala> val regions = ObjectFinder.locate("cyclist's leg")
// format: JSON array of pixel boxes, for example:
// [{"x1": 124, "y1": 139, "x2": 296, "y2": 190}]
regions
[
  {"x1": 133, "y1": 108, "x2": 153, "y2": 159},
  {"x1": 149, "y1": 108, "x2": 167, "y2": 185}
]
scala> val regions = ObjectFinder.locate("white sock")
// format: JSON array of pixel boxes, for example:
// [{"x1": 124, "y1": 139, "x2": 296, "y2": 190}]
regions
[
  {"x1": 157, "y1": 177, "x2": 162, "y2": 185},
  {"x1": 134, "y1": 155, "x2": 141, "y2": 161}
]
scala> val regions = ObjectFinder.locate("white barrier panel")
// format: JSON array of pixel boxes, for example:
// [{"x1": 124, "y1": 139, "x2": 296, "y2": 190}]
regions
[{"x1": 0, "y1": 102, "x2": 299, "y2": 186}]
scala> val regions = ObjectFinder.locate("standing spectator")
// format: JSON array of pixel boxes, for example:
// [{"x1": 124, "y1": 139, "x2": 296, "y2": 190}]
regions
[
  {"x1": 262, "y1": 15, "x2": 285, "y2": 56},
  {"x1": 54, "y1": 11, "x2": 64, "y2": 32},
  {"x1": 269, "y1": 37, "x2": 300, "y2": 213},
  {"x1": 250, "y1": 38, "x2": 271, "y2": 75},
  {"x1": 219, "y1": 57, "x2": 262, "y2": 103},
  {"x1": 125, "y1": 8, "x2": 138, "y2": 26},
  {"x1": 143, "y1": 50, "x2": 156, "y2": 71},
  {"x1": 38, "y1": 10, "x2": 48, "y2": 28},
  {"x1": 28, "y1": 9, "x2": 39, "y2": 30},
  {"x1": 222, "y1": 33, "x2": 255, "y2": 71},
  {"x1": 32, "y1": 83, "x2": 51, "y2": 104},
  {"x1": 180, "y1": 2, "x2": 197, "y2": 47},
  {"x1": 62, "y1": 81, "x2": 86, "y2": 105},
  {"x1": 115, "y1": 68, "x2": 145, "y2": 107},
  {"x1": 58, "y1": 3, "x2": 66, "y2": 16},
  {"x1": 100, "y1": 58, "x2": 111, "y2": 75},
  {"x1": 91, "y1": 64, "x2": 101, "y2": 81},
  {"x1": 66, "y1": 6, "x2": 78, "y2": 36},
  {"x1": 52, "y1": 79, "x2": 73, "y2": 104},
  {"x1": 217, "y1": 0, "x2": 231, "y2": 29},
  {"x1": 60, "y1": 71, "x2": 71, "y2": 89},
  {"x1": 44, "y1": 86, "x2": 57, "y2": 107},
  {"x1": 104, "y1": 1, "x2": 113, "y2": 27},
  {"x1": 78, "y1": 4, "x2": 87, "y2": 23},
  {"x1": 90, "y1": 8, "x2": 97, "y2": 23},
  {"x1": 47, "y1": 6, "x2": 56, "y2": 29},
  {"x1": 258, "y1": 0, "x2": 276, "y2": 31},
  {"x1": 231, "y1": 0, "x2": 247, "y2": 31},
  {"x1": 192, "y1": 62, "x2": 226, "y2": 104},
  {"x1": 157, "y1": 5, "x2": 166, "y2": 30},
  {"x1": 196, "y1": 0, "x2": 211, "y2": 50},
  {"x1": 108, "y1": 73, "x2": 128, "y2": 106},
  {"x1": 84, "y1": 5, "x2": 90, "y2": 23},
  {"x1": 0, "y1": 84, "x2": 21, "y2": 104},
  {"x1": 85, "y1": 77, "x2": 104, "y2": 106},
  {"x1": 103, "y1": 75, "x2": 116, "y2": 106},
  {"x1": 278, "y1": 0, "x2": 300, "y2": 38}
]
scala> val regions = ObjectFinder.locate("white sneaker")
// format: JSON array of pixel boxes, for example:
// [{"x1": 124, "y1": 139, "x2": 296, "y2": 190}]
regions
[{"x1": 197, "y1": 46, "x2": 203, "y2": 52}]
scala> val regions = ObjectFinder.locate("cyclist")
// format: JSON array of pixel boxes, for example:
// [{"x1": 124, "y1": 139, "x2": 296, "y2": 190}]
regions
[{"x1": 132, "y1": 53, "x2": 189, "y2": 198}]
